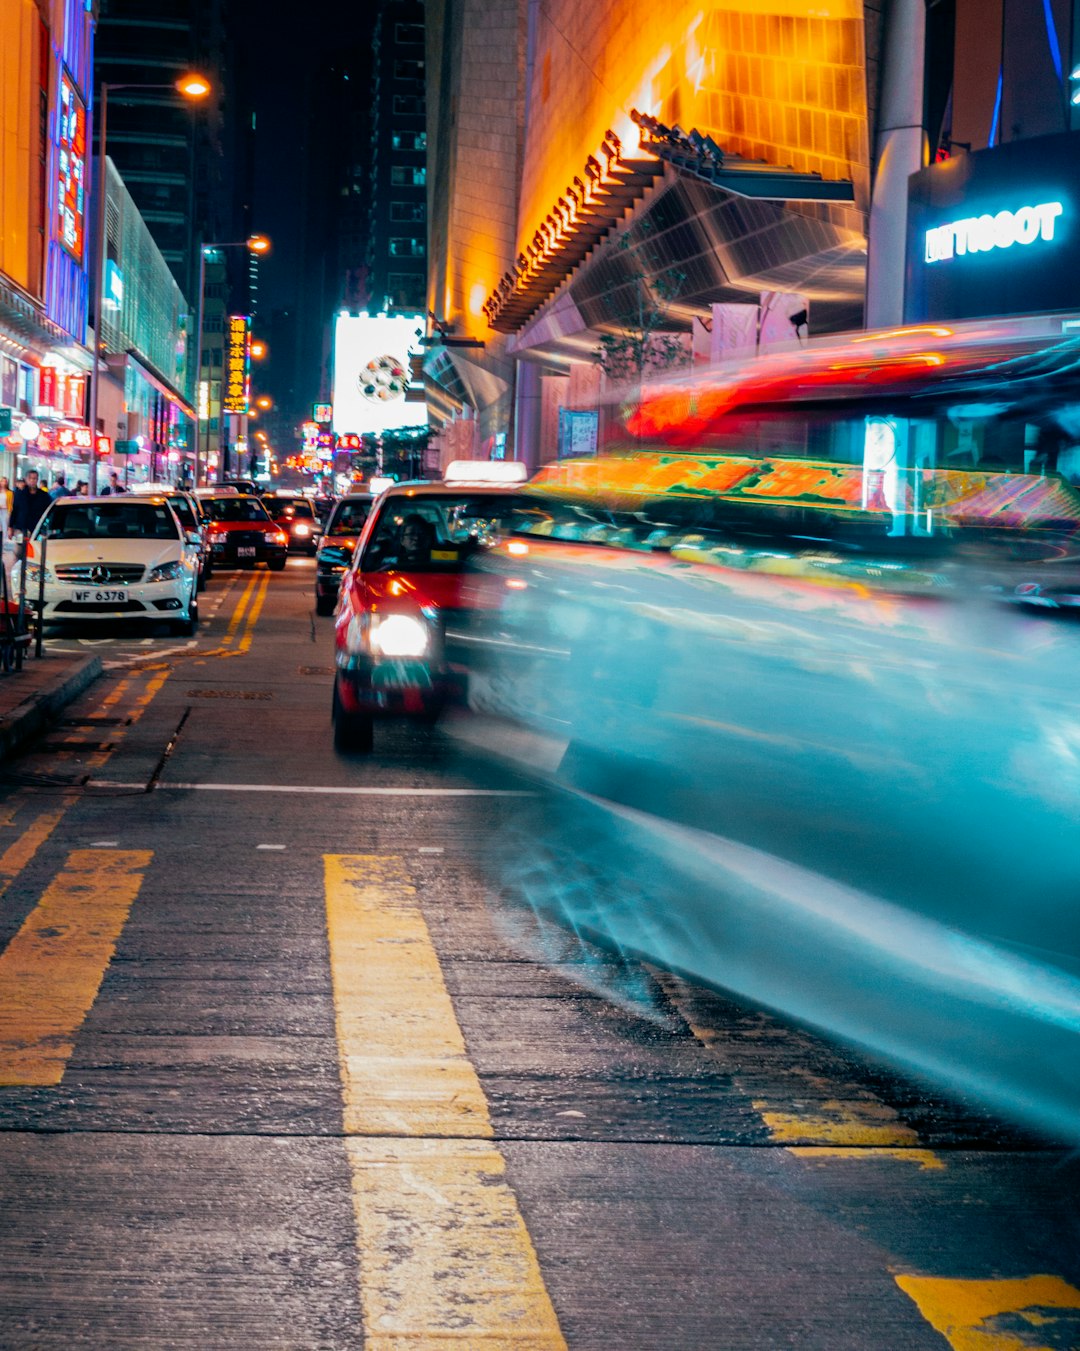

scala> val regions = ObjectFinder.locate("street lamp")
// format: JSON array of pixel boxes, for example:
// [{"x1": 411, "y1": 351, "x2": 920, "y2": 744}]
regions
[
  {"x1": 255, "y1": 396, "x2": 272, "y2": 410},
  {"x1": 192, "y1": 235, "x2": 271, "y2": 485},
  {"x1": 88, "y1": 74, "x2": 210, "y2": 494}
]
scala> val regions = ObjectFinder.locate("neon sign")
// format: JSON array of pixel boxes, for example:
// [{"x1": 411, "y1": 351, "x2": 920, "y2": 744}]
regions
[
  {"x1": 57, "y1": 74, "x2": 87, "y2": 264},
  {"x1": 925, "y1": 202, "x2": 1063, "y2": 263},
  {"x1": 223, "y1": 315, "x2": 250, "y2": 414}
]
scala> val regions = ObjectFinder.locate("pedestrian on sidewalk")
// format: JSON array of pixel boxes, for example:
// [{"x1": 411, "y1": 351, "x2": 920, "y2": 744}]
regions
[
  {"x1": 49, "y1": 473, "x2": 69, "y2": 499},
  {"x1": 0, "y1": 477, "x2": 12, "y2": 592},
  {"x1": 10, "y1": 471, "x2": 51, "y2": 544}
]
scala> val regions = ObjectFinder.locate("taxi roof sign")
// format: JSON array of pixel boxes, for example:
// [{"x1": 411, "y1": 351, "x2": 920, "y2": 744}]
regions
[{"x1": 443, "y1": 460, "x2": 528, "y2": 486}]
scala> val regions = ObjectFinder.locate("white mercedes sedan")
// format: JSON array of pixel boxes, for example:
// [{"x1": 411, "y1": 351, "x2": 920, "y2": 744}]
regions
[{"x1": 13, "y1": 495, "x2": 199, "y2": 634}]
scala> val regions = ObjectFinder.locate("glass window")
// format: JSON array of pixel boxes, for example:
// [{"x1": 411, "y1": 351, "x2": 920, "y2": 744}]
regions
[
  {"x1": 328, "y1": 499, "x2": 373, "y2": 534},
  {"x1": 391, "y1": 201, "x2": 426, "y2": 222},
  {"x1": 390, "y1": 165, "x2": 426, "y2": 186},
  {"x1": 361, "y1": 494, "x2": 524, "y2": 571},
  {"x1": 43, "y1": 501, "x2": 181, "y2": 540},
  {"x1": 389, "y1": 237, "x2": 425, "y2": 257},
  {"x1": 201, "y1": 497, "x2": 273, "y2": 523}
]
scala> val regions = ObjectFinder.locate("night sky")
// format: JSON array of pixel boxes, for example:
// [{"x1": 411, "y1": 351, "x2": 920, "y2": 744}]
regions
[{"x1": 234, "y1": 0, "x2": 376, "y2": 320}]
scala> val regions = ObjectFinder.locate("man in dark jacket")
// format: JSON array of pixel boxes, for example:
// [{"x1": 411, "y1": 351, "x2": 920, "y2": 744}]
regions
[{"x1": 9, "y1": 471, "x2": 51, "y2": 537}]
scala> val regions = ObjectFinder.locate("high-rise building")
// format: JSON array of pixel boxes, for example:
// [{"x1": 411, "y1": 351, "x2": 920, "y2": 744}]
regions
[
  {"x1": 367, "y1": 0, "x2": 427, "y2": 314},
  {"x1": 93, "y1": 0, "x2": 229, "y2": 301}
]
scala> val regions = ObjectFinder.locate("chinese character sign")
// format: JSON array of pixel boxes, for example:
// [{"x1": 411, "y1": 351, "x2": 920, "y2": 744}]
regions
[
  {"x1": 58, "y1": 75, "x2": 87, "y2": 263},
  {"x1": 223, "y1": 315, "x2": 251, "y2": 415}
]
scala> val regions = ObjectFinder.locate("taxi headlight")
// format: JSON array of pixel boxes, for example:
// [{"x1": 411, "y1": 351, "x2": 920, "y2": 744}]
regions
[
  {"x1": 293, "y1": 522, "x2": 311, "y2": 536},
  {"x1": 370, "y1": 613, "x2": 429, "y2": 658},
  {"x1": 149, "y1": 561, "x2": 185, "y2": 581},
  {"x1": 21, "y1": 564, "x2": 54, "y2": 583}
]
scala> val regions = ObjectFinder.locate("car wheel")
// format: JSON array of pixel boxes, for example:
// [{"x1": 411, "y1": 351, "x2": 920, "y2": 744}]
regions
[
  {"x1": 196, "y1": 565, "x2": 207, "y2": 592},
  {"x1": 173, "y1": 592, "x2": 199, "y2": 637},
  {"x1": 315, "y1": 593, "x2": 336, "y2": 616},
  {"x1": 202, "y1": 560, "x2": 213, "y2": 584},
  {"x1": 267, "y1": 556, "x2": 287, "y2": 572},
  {"x1": 332, "y1": 677, "x2": 374, "y2": 753},
  {"x1": 308, "y1": 544, "x2": 318, "y2": 557}
]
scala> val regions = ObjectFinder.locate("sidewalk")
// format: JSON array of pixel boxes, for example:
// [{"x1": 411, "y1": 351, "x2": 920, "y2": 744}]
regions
[{"x1": 0, "y1": 650, "x2": 103, "y2": 764}]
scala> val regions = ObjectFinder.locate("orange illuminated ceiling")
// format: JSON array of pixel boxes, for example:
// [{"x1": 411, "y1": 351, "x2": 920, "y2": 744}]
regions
[{"x1": 485, "y1": 114, "x2": 856, "y2": 335}]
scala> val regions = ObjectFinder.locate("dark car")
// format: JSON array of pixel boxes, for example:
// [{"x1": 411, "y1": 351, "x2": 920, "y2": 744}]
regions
[
  {"x1": 220, "y1": 478, "x2": 260, "y2": 495},
  {"x1": 201, "y1": 494, "x2": 288, "y2": 569},
  {"x1": 261, "y1": 494, "x2": 322, "y2": 555},
  {"x1": 315, "y1": 493, "x2": 373, "y2": 615}
]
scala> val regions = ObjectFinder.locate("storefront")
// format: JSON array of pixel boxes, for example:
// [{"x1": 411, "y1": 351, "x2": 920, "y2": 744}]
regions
[{"x1": 905, "y1": 131, "x2": 1080, "y2": 322}]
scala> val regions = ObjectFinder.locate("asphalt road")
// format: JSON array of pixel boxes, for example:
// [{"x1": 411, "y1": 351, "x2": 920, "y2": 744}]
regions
[{"x1": 0, "y1": 557, "x2": 1077, "y2": 1350}]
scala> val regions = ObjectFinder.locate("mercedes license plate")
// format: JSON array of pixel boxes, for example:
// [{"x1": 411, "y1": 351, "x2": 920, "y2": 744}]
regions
[
  {"x1": 73, "y1": 588, "x2": 127, "y2": 603},
  {"x1": 237, "y1": 547, "x2": 256, "y2": 557}
]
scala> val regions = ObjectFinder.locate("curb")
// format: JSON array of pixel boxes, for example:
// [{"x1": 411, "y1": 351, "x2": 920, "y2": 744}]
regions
[{"x1": 0, "y1": 654, "x2": 104, "y2": 763}]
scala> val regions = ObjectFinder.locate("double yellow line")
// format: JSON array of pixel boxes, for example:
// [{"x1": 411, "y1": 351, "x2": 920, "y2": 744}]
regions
[{"x1": 218, "y1": 569, "x2": 270, "y2": 656}]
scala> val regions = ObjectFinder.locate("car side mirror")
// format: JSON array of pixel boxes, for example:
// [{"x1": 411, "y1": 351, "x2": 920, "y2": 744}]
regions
[{"x1": 185, "y1": 530, "x2": 201, "y2": 545}]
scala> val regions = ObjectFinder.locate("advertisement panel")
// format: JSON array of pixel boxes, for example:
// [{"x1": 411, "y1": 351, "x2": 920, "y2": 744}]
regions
[
  {"x1": 332, "y1": 314, "x2": 425, "y2": 435},
  {"x1": 223, "y1": 314, "x2": 251, "y2": 415},
  {"x1": 57, "y1": 73, "x2": 87, "y2": 264},
  {"x1": 906, "y1": 131, "x2": 1080, "y2": 322}
]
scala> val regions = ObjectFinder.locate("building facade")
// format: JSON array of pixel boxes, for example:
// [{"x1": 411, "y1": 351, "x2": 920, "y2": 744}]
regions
[
  {"x1": 426, "y1": 0, "x2": 878, "y2": 467},
  {"x1": 98, "y1": 158, "x2": 195, "y2": 486}
]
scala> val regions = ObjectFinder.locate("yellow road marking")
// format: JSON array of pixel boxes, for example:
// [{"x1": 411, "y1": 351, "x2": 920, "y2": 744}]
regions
[
  {"x1": 221, "y1": 571, "x2": 261, "y2": 647},
  {"x1": 347, "y1": 1138, "x2": 566, "y2": 1350},
  {"x1": 325, "y1": 853, "x2": 491, "y2": 1136},
  {"x1": 788, "y1": 1147, "x2": 945, "y2": 1171},
  {"x1": 326, "y1": 855, "x2": 567, "y2": 1349},
  {"x1": 755, "y1": 1099, "x2": 920, "y2": 1147},
  {"x1": 0, "y1": 799, "x2": 76, "y2": 891},
  {"x1": 235, "y1": 572, "x2": 270, "y2": 654},
  {"x1": 0, "y1": 849, "x2": 151, "y2": 1085},
  {"x1": 653, "y1": 971, "x2": 942, "y2": 1161},
  {"x1": 895, "y1": 1273, "x2": 1080, "y2": 1350}
]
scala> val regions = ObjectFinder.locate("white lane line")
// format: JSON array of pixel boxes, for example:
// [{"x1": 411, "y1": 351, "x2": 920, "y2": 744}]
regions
[
  {"x1": 256, "y1": 843, "x2": 287, "y2": 850},
  {"x1": 89, "y1": 841, "x2": 119, "y2": 848},
  {"x1": 87, "y1": 781, "x2": 535, "y2": 797},
  {"x1": 418, "y1": 846, "x2": 444, "y2": 854}
]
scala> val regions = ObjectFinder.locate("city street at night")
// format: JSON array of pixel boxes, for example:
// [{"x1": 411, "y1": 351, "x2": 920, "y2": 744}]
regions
[
  {"x1": 0, "y1": 560, "x2": 1077, "y2": 1348},
  {"x1": 6, "y1": 0, "x2": 1080, "y2": 1344}
]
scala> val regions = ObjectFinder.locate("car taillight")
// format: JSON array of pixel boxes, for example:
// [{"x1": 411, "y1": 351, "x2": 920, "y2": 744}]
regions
[{"x1": 274, "y1": 530, "x2": 288, "y2": 545}]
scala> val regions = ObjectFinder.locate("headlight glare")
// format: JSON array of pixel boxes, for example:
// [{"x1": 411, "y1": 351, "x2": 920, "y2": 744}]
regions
[{"x1": 370, "y1": 613, "x2": 429, "y2": 658}]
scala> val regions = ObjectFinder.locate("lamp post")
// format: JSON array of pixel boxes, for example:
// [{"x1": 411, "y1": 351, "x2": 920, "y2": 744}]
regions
[
  {"x1": 88, "y1": 75, "x2": 210, "y2": 494},
  {"x1": 193, "y1": 235, "x2": 270, "y2": 486}
]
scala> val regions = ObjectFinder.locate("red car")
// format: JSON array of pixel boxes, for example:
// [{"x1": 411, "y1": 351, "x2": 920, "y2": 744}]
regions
[
  {"x1": 201, "y1": 494, "x2": 288, "y2": 569},
  {"x1": 332, "y1": 475, "x2": 527, "y2": 751}
]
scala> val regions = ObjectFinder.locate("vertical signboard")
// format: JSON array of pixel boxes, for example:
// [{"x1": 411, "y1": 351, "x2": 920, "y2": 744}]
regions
[
  {"x1": 57, "y1": 73, "x2": 87, "y2": 264},
  {"x1": 223, "y1": 314, "x2": 251, "y2": 415}
]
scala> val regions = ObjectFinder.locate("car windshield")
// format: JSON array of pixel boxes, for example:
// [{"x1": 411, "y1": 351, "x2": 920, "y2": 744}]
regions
[
  {"x1": 42, "y1": 501, "x2": 181, "y2": 541},
  {"x1": 328, "y1": 500, "x2": 372, "y2": 534},
  {"x1": 202, "y1": 497, "x2": 272, "y2": 522},
  {"x1": 165, "y1": 495, "x2": 197, "y2": 529},
  {"x1": 360, "y1": 493, "x2": 524, "y2": 571},
  {"x1": 264, "y1": 498, "x2": 314, "y2": 520}
]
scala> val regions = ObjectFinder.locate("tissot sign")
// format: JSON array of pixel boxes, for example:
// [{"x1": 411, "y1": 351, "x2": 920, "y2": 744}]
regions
[{"x1": 906, "y1": 132, "x2": 1080, "y2": 322}]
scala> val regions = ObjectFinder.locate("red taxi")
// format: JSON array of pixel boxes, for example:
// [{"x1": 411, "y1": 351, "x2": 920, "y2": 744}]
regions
[
  {"x1": 331, "y1": 464, "x2": 528, "y2": 751},
  {"x1": 200, "y1": 494, "x2": 288, "y2": 570}
]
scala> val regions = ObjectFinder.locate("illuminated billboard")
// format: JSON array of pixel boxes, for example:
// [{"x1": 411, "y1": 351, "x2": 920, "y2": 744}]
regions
[
  {"x1": 57, "y1": 73, "x2": 87, "y2": 263},
  {"x1": 332, "y1": 314, "x2": 424, "y2": 435},
  {"x1": 223, "y1": 314, "x2": 250, "y2": 414}
]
